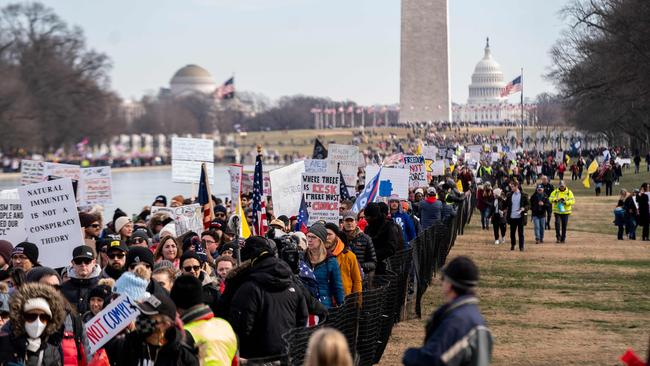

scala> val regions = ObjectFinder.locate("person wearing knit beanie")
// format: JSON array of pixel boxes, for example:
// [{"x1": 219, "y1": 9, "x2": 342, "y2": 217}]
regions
[
  {"x1": 170, "y1": 274, "x2": 204, "y2": 311},
  {"x1": 25, "y1": 266, "x2": 62, "y2": 284},
  {"x1": 113, "y1": 271, "x2": 150, "y2": 301},
  {"x1": 11, "y1": 242, "x2": 39, "y2": 272},
  {"x1": 114, "y1": 216, "x2": 133, "y2": 241},
  {"x1": 125, "y1": 246, "x2": 154, "y2": 270},
  {"x1": 0, "y1": 240, "x2": 13, "y2": 270},
  {"x1": 441, "y1": 256, "x2": 480, "y2": 296},
  {"x1": 308, "y1": 223, "x2": 328, "y2": 244}
]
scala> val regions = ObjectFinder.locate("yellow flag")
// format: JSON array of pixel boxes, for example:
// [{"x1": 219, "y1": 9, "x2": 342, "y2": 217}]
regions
[
  {"x1": 582, "y1": 160, "x2": 598, "y2": 189},
  {"x1": 582, "y1": 175, "x2": 590, "y2": 189},
  {"x1": 237, "y1": 201, "x2": 251, "y2": 238},
  {"x1": 456, "y1": 179, "x2": 464, "y2": 193},
  {"x1": 415, "y1": 142, "x2": 422, "y2": 155}
]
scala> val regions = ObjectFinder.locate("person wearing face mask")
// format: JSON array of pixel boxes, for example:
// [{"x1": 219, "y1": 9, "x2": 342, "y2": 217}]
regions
[{"x1": 0, "y1": 282, "x2": 67, "y2": 365}]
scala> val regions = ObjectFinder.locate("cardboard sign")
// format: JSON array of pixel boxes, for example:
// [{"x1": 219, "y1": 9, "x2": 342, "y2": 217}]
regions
[
  {"x1": 327, "y1": 144, "x2": 359, "y2": 189},
  {"x1": 304, "y1": 159, "x2": 332, "y2": 173},
  {"x1": 171, "y1": 137, "x2": 214, "y2": 184},
  {"x1": 364, "y1": 165, "x2": 409, "y2": 200},
  {"x1": 403, "y1": 155, "x2": 427, "y2": 188},
  {"x1": 302, "y1": 173, "x2": 340, "y2": 224},
  {"x1": 421, "y1": 146, "x2": 438, "y2": 161},
  {"x1": 270, "y1": 161, "x2": 305, "y2": 218},
  {"x1": 18, "y1": 178, "x2": 83, "y2": 268},
  {"x1": 0, "y1": 199, "x2": 26, "y2": 244},
  {"x1": 20, "y1": 160, "x2": 46, "y2": 185},
  {"x1": 229, "y1": 165, "x2": 243, "y2": 216},
  {"x1": 431, "y1": 160, "x2": 446, "y2": 176},
  {"x1": 78, "y1": 167, "x2": 112, "y2": 206},
  {"x1": 85, "y1": 294, "x2": 140, "y2": 354},
  {"x1": 468, "y1": 145, "x2": 482, "y2": 153},
  {"x1": 152, "y1": 204, "x2": 203, "y2": 236},
  {"x1": 44, "y1": 163, "x2": 81, "y2": 182}
]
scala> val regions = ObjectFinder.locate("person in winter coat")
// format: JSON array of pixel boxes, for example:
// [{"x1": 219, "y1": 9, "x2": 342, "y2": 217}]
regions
[
  {"x1": 305, "y1": 224, "x2": 345, "y2": 308},
  {"x1": 113, "y1": 291, "x2": 199, "y2": 366},
  {"x1": 218, "y1": 236, "x2": 308, "y2": 360},
  {"x1": 530, "y1": 184, "x2": 551, "y2": 244},
  {"x1": 539, "y1": 176, "x2": 554, "y2": 230},
  {"x1": 388, "y1": 196, "x2": 417, "y2": 246},
  {"x1": 419, "y1": 187, "x2": 443, "y2": 230},
  {"x1": 613, "y1": 200, "x2": 626, "y2": 240},
  {"x1": 101, "y1": 237, "x2": 128, "y2": 280},
  {"x1": 324, "y1": 223, "x2": 362, "y2": 296},
  {"x1": 170, "y1": 275, "x2": 238, "y2": 366},
  {"x1": 402, "y1": 256, "x2": 492, "y2": 366},
  {"x1": 549, "y1": 181, "x2": 575, "y2": 243},
  {"x1": 624, "y1": 189, "x2": 639, "y2": 240},
  {"x1": 180, "y1": 251, "x2": 221, "y2": 315},
  {"x1": 0, "y1": 283, "x2": 67, "y2": 365},
  {"x1": 505, "y1": 179, "x2": 530, "y2": 251},
  {"x1": 490, "y1": 188, "x2": 507, "y2": 245},
  {"x1": 60, "y1": 245, "x2": 103, "y2": 314},
  {"x1": 638, "y1": 183, "x2": 650, "y2": 241},
  {"x1": 341, "y1": 211, "x2": 377, "y2": 276},
  {"x1": 364, "y1": 203, "x2": 404, "y2": 274},
  {"x1": 477, "y1": 183, "x2": 495, "y2": 230}
]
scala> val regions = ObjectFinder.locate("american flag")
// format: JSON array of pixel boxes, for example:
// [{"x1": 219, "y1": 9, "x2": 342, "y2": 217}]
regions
[
  {"x1": 352, "y1": 167, "x2": 382, "y2": 214},
  {"x1": 339, "y1": 170, "x2": 351, "y2": 201},
  {"x1": 197, "y1": 163, "x2": 215, "y2": 229},
  {"x1": 251, "y1": 152, "x2": 268, "y2": 236},
  {"x1": 215, "y1": 77, "x2": 235, "y2": 100},
  {"x1": 295, "y1": 195, "x2": 309, "y2": 233},
  {"x1": 500, "y1": 75, "x2": 522, "y2": 97}
]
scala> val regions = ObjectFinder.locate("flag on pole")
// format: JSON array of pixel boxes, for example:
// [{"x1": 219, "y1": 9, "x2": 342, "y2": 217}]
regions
[
  {"x1": 583, "y1": 159, "x2": 598, "y2": 189},
  {"x1": 215, "y1": 77, "x2": 235, "y2": 100},
  {"x1": 339, "y1": 170, "x2": 351, "y2": 201},
  {"x1": 352, "y1": 168, "x2": 382, "y2": 214},
  {"x1": 312, "y1": 138, "x2": 328, "y2": 159},
  {"x1": 197, "y1": 163, "x2": 215, "y2": 229},
  {"x1": 251, "y1": 151, "x2": 267, "y2": 236},
  {"x1": 500, "y1": 75, "x2": 522, "y2": 97},
  {"x1": 237, "y1": 202, "x2": 251, "y2": 238},
  {"x1": 295, "y1": 195, "x2": 309, "y2": 233}
]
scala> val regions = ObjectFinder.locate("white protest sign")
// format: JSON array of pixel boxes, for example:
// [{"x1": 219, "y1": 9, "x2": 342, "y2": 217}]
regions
[
  {"x1": 402, "y1": 155, "x2": 427, "y2": 188},
  {"x1": 21, "y1": 160, "x2": 46, "y2": 185},
  {"x1": 327, "y1": 144, "x2": 359, "y2": 189},
  {"x1": 490, "y1": 152, "x2": 501, "y2": 163},
  {"x1": 78, "y1": 167, "x2": 112, "y2": 206},
  {"x1": 229, "y1": 165, "x2": 243, "y2": 216},
  {"x1": 365, "y1": 165, "x2": 409, "y2": 200},
  {"x1": 270, "y1": 161, "x2": 305, "y2": 218},
  {"x1": 171, "y1": 137, "x2": 214, "y2": 183},
  {"x1": 506, "y1": 152, "x2": 517, "y2": 162},
  {"x1": 44, "y1": 162, "x2": 81, "y2": 182},
  {"x1": 18, "y1": 178, "x2": 83, "y2": 268},
  {"x1": 421, "y1": 146, "x2": 438, "y2": 161},
  {"x1": 468, "y1": 145, "x2": 482, "y2": 153},
  {"x1": 0, "y1": 199, "x2": 26, "y2": 244},
  {"x1": 152, "y1": 204, "x2": 203, "y2": 236},
  {"x1": 304, "y1": 159, "x2": 332, "y2": 173},
  {"x1": 615, "y1": 158, "x2": 631, "y2": 166},
  {"x1": 0, "y1": 189, "x2": 19, "y2": 199},
  {"x1": 85, "y1": 294, "x2": 140, "y2": 354},
  {"x1": 432, "y1": 160, "x2": 446, "y2": 176},
  {"x1": 241, "y1": 172, "x2": 271, "y2": 198},
  {"x1": 302, "y1": 173, "x2": 340, "y2": 224}
]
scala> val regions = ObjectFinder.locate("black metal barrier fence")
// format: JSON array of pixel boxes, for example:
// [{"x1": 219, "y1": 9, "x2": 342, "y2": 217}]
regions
[{"x1": 246, "y1": 195, "x2": 474, "y2": 366}]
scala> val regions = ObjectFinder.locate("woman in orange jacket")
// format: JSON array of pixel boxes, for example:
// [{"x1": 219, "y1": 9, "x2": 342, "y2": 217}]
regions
[{"x1": 324, "y1": 223, "x2": 363, "y2": 296}]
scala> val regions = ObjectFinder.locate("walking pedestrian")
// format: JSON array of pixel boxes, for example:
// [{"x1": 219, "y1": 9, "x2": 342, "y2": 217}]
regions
[
  {"x1": 549, "y1": 181, "x2": 575, "y2": 243},
  {"x1": 505, "y1": 180, "x2": 529, "y2": 251},
  {"x1": 530, "y1": 184, "x2": 551, "y2": 244},
  {"x1": 490, "y1": 188, "x2": 507, "y2": 245},
  {"x1": 638, "y1": 183, "x2": 649, "y2": 241}
]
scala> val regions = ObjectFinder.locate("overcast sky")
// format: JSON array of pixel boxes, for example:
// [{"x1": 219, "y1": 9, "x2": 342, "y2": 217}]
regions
[{"x1": 36, "y1": 0, "x2": 568, "y2": 105}]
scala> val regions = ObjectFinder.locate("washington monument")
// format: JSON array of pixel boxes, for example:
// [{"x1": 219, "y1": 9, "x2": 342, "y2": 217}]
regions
[{"x1": 399, "y1": 0, "x2": 451, "y2": 122}]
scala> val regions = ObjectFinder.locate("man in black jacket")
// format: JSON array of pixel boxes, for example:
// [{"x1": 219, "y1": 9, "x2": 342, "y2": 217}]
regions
[
  {"x1": 218, "y1": 236, "x2": 308, "y2": 360},
  {"x1": 363, "y1": 202, "x2": 404, "y2": 274},
  {"x1": 539, "y1": 175, "x2": 554, "y2": 230},
  {"x1": 530, "y1": 184, "x2": 551, "y2": 244},
  {"x1": 60, "y1": 245, "x2": 102, "y2": 314},
  {"x1": 341, "y1": 211, "x2": 377, "y2": 276},
  {"x1": 505, "y1": 180, "x2": 530, "y2": 251}
]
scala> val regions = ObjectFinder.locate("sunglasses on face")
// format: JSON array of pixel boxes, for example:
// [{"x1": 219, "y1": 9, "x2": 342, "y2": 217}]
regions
[
  {"x1": 73, "y1": 258, "x2": 92, "y2": 265},
  {"x1": 24, "y1": 313, "x2": 51, "y2": 323},
  {"x1": 131, "y1": 238, "x2": 145, "y2": 244},
  {"x1": 108, "y1": 252, "x2": 125, "y2": 259},
  {"x1": 90, "y1": 224, "x2": 101, "y2": 228},
  {"x1": 215, "y1": 213, "x2": 226, "y2": 217},
  {"x1": 129, "y1": 263, "x2": 151, "y2": 270},
  {"x1": 183, "y1": 265, "x2": 201, "y2": 272}
]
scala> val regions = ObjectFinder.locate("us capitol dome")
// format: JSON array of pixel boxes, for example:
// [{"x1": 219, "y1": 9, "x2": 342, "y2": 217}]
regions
[
  {"x1": 169, "y1": 64, "x2": 217, "y2": 97},
  {"x1": 467, "y1": 38, "x2": 507, "y2": 105}
]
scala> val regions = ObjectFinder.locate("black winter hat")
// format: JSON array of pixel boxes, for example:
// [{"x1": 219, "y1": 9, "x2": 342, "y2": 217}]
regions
[
  {"x1": 240, "y1": 236, "x2": 274, "y2": 262},
  {"x1": 442, "y1": 256, "x2": 479, "y2": 290},
  {"x1": 25, "y1": 266, "x2": 61, "y2": 284},
  {"x1": 12, "y1": 242, "x2": 39, "y2": 266},
  {"x1": 89, "y1": 285, "x2": 112, "y2": 304},
  {"x1": 170, "y1": 275, "x2": 203, "y2": 310},
  {"x1": 112, "y1": 208, "x2": 127, "y2": 224},
  {"x1": 180, "y1": 251, "x2": 205, "y2": 266},
  {"x1": 125, "y1": 246, "x2": 154, "y2": 269},
  {"x1": 324, "y1": 223, "x2": 341, "y2": 239},
  {"x1": 153, "y1": 195, "x2": 167, "y2": 206},
  {"x1": 364, "y1": 202, "x2": 382, "y2": 219}
]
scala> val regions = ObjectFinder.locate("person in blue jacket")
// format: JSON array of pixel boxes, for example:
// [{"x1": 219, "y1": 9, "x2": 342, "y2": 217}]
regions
[
  {"x1": 389, "y1": 195, "x2": 417, "y2": 247},
  {"x1": 402, "y1": 256, "x2": 493, "y2": 366},
  {"x1": 305, "y1": 223, "x2": 345, "y2": 309}
]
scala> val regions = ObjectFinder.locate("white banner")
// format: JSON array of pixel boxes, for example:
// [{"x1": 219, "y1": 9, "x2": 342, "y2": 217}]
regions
[
  {"x1": 18, "y1": 178, "x2": 83, "y2": 268},
  {"x1": 302, "y1": 173, "x2": 340, "y2": 225},
  {"x1": 0, "y1": 199, "x2": 26, "y2": 245},
  {"x1": 43, "y1": 163, "x2": 81, "y2": 182},
  {"x1": 171, "y1": 137, "x2": 214, "y2": 184},
  {"x1": 78, "y1": 167, "x2": 112, "y2": 206},
  {"x1": 85, "y1": 294, "x2": 140, "y2": 354},
  {"x1": 364, "y1": 165, "x2": 409, "y2": 200},
  {"x1": 270, "y1": 161, "x2": 305, "y2": 218},
  {"x1": 152, "y1": 204, "x2": 203, "y2": 237},
  {"x1": 327, "y1": 144, "x2": 359, "y2": 189},
  {"x1": 171, "y1": 160, "x2": 214, "y2": 184}
]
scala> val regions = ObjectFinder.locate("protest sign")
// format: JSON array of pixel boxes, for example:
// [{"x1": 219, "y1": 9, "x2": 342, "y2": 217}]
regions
[
  {"x1": 152, "y1": 204, "x2": 203, "y2": 237},
  {"x1": 0, "y1": 189, "x2": 19, "y2": 199},
  {"x1": 327, "y1": 144, "x2": 359, "y2": 190},
  {"x1": 365, "y1": 165, "x2": 409, "y2": 200},
  {"x1": 421, "y1": 146, "x2": 438, "y2": 161},
  {"x1": 402, "y1": 155, "x2": 427, "y2": 188},
  {"x1": 432, "y1": 160, "x2": 446, "y2": 176},
  {"x1": 44, "y1": 162, "x2": 81, "y2": 182},
  {"x1": 0, "y1": 199, "x2": 26, "y2": 244},
  {"x1": 490, "y1": 152, "x2": 501, "y2": 163},
  {"x1": 241, "y1": 172, "x2": 271, "y2": 197},
  {"x1": 468, "y1": 145, "x2": 482, "y2": 153},
  {"x1": 229, "y1": 165, "x2": 243, "y2": 216},
  {"x1": 20, "y1": 160, "x2": 46, "y2": 185},
  {"x1": 304, "y1": 159, "x2": 331, "y2": 173},
  {"x1": 78, "y1": 167, "x2": 112, "y2": 206},
  {"x1": 18, "y1": 178, "x2": 83, "y2": 268},
  {"x1": 171, "y1": 137, "x2": 214, "y2": 183},
  {"x1": 85, "y1": 294, "x2": 140, "y2": 354},
  {"x1": 302, "y1": 173, "x2": 340, "y2": 224},
  {"x1": 270, "y1": 161, "x2": 305, "y2": 218}
]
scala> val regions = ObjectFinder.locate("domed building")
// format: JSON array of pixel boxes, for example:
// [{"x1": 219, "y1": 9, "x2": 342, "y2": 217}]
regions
[
  {"x1": 169, "y1": 64, "x2": 217, "y2": 97},
  {"x1": 452, "y1": 38, "x2": 534, "y2": 124}
]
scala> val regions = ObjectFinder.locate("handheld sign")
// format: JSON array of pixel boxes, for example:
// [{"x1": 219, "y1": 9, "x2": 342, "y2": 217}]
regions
[
  {"x1": 0, "y1": 199, "x2": 26, "y2": 245},
  {"x1": 402, "y1": 155, "x2": 427, "y2": 188},
  {"x1": 78, "y1": 167, "x2": 112, "y2": 206},
  {"x1": 18, "y1": 178, "x2": 83, "y2": 268},
  {"x1": 301, "y1": 173, "x2": 340, "y2": 224},
  {"x1": 171, "y1": 137, "x2": 214, "y2": 184},
  {"x1": 270, "y1": 161, "x2": 305, "y2": 218},
  {"x1": 85, "y1": 294, "x2": 140, "y2": 354}
]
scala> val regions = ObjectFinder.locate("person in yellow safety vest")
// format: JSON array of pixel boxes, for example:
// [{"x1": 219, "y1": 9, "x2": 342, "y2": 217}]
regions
[
  {"x1": 548, "y1": 180, "x2": 575, "y2": 244},
  {"x1": 171, "y1": 275, "x2": 238, "y2": 366}
]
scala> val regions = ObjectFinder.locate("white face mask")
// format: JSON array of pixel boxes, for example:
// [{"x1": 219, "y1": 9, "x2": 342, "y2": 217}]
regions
[{"x1": 25, "y1": 318, "x2": 47, "y2": 338}]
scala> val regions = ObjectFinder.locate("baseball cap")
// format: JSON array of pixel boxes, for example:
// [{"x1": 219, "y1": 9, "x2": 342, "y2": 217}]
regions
[
  {"x1": 129, "y1": 230, "x2": 150, "y2": 246},
  {"x1": 136, "y1": 292, "x2": 177, "y2": 320},
  {"x1": 105, "y1": 238, "x2": 128, "y2": 253},
  {"x1": 536, "y1": 184, "x2": 544, "y2": 190},
  {"x1": 427, "y1": 187, "x2": 437, "y2": 195},
  {"x1": 342, "y1": 211, "x2": 356, "y2": 221},
  {"x1": 72, "y1": 245, "x2": 95, "y2": 260}
]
